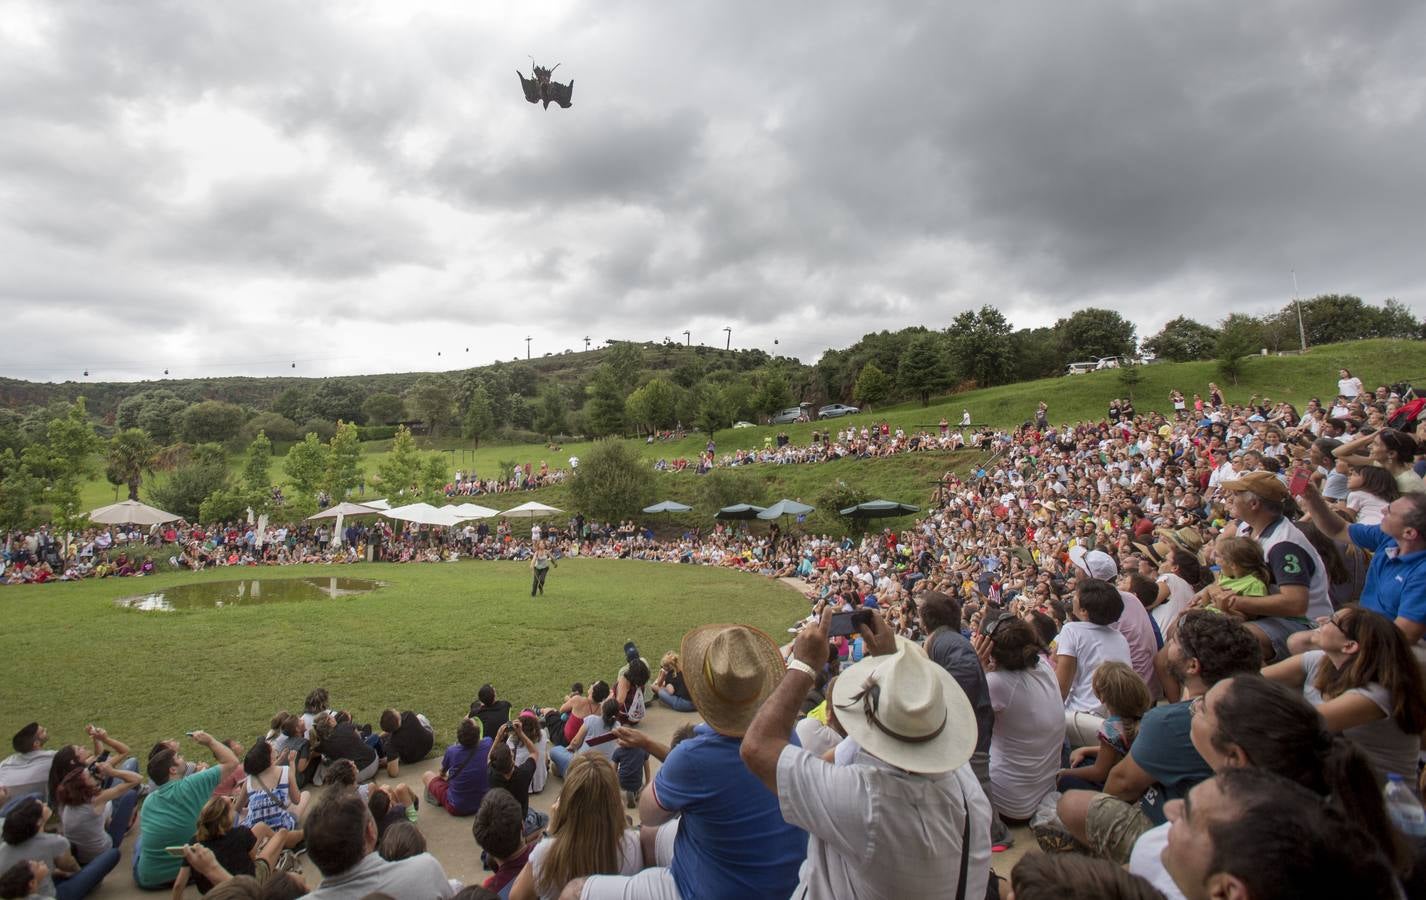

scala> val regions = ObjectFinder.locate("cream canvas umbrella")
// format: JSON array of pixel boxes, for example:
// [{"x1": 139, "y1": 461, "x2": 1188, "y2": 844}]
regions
[
  {"x1": 89, "y1": 499, "x2": 181, "y2": 526},
  {"x1": 383, "y1": 502, "x2": 463, "y2": 526},
  {"x1": 306, "y1": 502, "x2": 384, "y2": 520},
  {"x1": 501, "y1": 500, "x2": 563, "y2": 518},
  {"x1": 447, "y1": 502, "x2": 499, "y2": 520}
]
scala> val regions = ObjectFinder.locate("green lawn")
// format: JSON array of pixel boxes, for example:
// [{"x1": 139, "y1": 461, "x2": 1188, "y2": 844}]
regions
[{"x1": 0, "y1": 559, "x2": 808, "y2": 748}]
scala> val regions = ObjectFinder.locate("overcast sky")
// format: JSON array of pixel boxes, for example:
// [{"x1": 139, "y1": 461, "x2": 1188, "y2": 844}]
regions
[{"x1": 3, "y1": 1, "x2": 1423, "y2": 383}]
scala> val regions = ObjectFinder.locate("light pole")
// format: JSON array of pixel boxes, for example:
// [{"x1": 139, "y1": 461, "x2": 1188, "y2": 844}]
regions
[
  {"x1": 1291, "y1": 270, "x2": 1306, "y2": 351},
  {"x1": 525, "y1": 336, "x2": 532, "y2": 359},
  {"x1": 583, "y1": 336, "x2": 591, "y2": 352},
  {"x1": 723, "y1": 326, "x2": 732, "y2": 350},
  {"x1": 682, "y1": 330, "x2": 690, "y2": 346}
]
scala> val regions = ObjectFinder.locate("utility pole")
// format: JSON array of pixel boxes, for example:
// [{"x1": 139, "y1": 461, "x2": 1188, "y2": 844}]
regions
[
  {"x1": 1291, "y1": 270, "x2": 1306, "y2": 351},
  {"x1": 723, "y1": 326, "x2": 732, "y2": 350},
  {"x1": 682, "y1": 330, "x2": 690, "y2": 346},
  {"x1": 583, "y1": 336, "x2": 591, "y2": 352},
  {"x1": 525, "y1": 336, "x2": 532, "y2": 359}
]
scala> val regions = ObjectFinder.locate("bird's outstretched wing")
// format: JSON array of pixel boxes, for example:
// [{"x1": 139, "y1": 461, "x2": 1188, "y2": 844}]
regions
[
  {"x1": 547, "y1": 78, "x2": 573, "y2": 109},
  {"x1": 517, "y1": 71, "x2": 540, "y2": 104}
]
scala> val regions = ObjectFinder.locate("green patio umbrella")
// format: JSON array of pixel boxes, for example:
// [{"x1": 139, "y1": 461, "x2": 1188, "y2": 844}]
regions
[{"x1": 838, "y1": 499, "x2": 921, "y2": 518}]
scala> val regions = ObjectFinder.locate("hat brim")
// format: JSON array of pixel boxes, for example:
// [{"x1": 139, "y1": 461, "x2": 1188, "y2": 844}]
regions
[
  {"x1": 830, "y1": 638, "x2": 976, "y2": 774},
  {"x1": 680, "y1": 624, "x2": 785, "y2": 738}
]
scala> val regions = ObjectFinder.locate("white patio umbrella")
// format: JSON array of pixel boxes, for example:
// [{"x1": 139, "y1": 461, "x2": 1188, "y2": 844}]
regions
[
  {"x1": 447, "y1": 502, "x2": 499, "y2": 520},
  {"x1": 363, "y1": 498, "x2": 392, "y2": 510},
  {"x1": 383, "y1": 502, "x2": 463, "y2": 526},
  {"x1": 306, "y1": 502, "x2": 384, "y2": 520},
  {"x1": 501, "y1": 500, "x2": 563, "y2": 518},
  {"x1": 88, "y1": 499, "x2": 181, "y2": 526}
]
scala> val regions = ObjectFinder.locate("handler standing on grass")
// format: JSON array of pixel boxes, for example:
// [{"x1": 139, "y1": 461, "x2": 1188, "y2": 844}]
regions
[{"x1": 531, "y1": 540, "x2": 556, "y2": 597}]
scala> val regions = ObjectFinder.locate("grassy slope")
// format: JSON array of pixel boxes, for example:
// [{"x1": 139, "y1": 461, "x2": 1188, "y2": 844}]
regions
[
  {"x1": 0, "y1": 560, "x2": 807, "y2": 743},
  {"x1": 80, "y1": 339, "x2": 1422, "y2": 515}
]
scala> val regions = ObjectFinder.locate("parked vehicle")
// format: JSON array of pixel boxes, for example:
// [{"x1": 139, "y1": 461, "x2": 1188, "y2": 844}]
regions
[
  {"x1": 770, "y1": 406, "x2": 807, "y2": 425},
  {"x1": 1065, "y1": 361, "x2": 1097, "y2": 375},
  {"x1": 817, "y1": 403, "x2": 860, "y2": 419}
]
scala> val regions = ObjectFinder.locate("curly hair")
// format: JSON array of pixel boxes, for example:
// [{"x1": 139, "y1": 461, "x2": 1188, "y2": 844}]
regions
[{"x1": 1172, "y1": 609, "x2": 1261, "y2": 686}]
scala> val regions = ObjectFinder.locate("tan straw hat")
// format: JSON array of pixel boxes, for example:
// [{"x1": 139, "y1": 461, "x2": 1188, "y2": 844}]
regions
[
  {"x1": 680, "y1": 624, "x2": 785, "y2": 737},
  {"x1": 830, "y1": 637, "x2": 976, "y2": 774}
]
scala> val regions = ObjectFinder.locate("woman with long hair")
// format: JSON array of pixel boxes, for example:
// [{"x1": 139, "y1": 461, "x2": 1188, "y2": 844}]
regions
[
  {"x1": 236, "y1": 741, "x2": 306, "y2": 837},
  {"x1": 509, "y1": 754, "x2": 642, "y2": 900},
  {"x1": 1263, "y1": 605, "x2": 1426, "y2": 783},
  {"x1": 650, "y1": 652, "x2": 695, "y2": 713},
  {"x1": 1343, "y1": 464, "x2": 1400, "y2": 526},
  {"x1": 170, "y1": 795, "x2": 295, "y2": 897},
  {"x1": 53, "y1": 761, "x2": 140, "y2": 867}
]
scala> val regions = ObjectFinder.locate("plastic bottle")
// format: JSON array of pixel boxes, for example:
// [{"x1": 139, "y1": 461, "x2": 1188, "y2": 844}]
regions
[{"x1": 1384, "y1": 772, "x2": 1426, "y2": 837}]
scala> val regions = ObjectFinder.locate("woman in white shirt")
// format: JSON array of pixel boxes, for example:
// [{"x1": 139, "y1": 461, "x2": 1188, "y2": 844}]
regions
[
  {"x1": 510, "y1": 753, "x2": 643, "y2": 900},
  {"x1": 1336, "y1": 368, "x2": 1364, "y2": 399},
  {"x1": 1342, "y1": 465, "x2": 1398, "y2": 526}
]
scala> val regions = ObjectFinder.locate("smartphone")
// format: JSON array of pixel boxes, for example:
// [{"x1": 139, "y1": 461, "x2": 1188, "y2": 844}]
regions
[
  {"x1": 828, "y1": 609, "x2": 872, "y2": 638},
  {"x1": 164, "y1": 846, "x2": 189, "y2": 858},
  {"x1": 586, "y1": 731, "x2": 618, "y2": 747},
  {"x1": 185, "y1": 731, "x2": 198, "y2": 737},
  {"x1": 1288, "y1": 466, "x2": 1310, "y2": 497}
]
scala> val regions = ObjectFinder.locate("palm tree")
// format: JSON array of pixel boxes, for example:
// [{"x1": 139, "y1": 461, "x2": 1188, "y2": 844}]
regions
[{"x1": 105, "y1": 428, "x2": 157, "y2": 501}]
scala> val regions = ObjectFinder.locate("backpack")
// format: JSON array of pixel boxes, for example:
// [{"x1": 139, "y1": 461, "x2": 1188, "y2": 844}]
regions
[
  {"x1": 1387, "y1": 397, "x2": 1425, "y2": 431},
  {"x1": 624, "y1": 687, "x2": 646, "y2": 724}
]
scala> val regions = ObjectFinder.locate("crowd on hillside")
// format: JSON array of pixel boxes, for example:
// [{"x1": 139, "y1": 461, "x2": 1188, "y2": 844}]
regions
[{"x1": 2, "y1": 366, "x2": 1426, "y2": 898}]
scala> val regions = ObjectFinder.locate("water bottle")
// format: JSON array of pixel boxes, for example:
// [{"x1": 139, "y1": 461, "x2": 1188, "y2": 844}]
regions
[{"x1": 1384, "y1": 772, "x2": 1426, "y2": 837}]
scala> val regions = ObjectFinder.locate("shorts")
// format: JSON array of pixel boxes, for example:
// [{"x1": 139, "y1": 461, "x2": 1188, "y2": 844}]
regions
[
  {"x1": 253, "y1": 859, "x2": 271, "y2": 884},
  {"x1": 1248, "y1": 616, "x2": 1313, "y2": 662},
  {"x1": 425, "y1": 776, "x2": 457, "y2": 814},
  {"x1": 1085, "y1": 794, "x2": 1153, "y2": 864}
]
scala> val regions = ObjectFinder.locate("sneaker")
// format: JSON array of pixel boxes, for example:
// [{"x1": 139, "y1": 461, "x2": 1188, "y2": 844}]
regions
[
  {"x1": 625, "y1": 790, "x2": 638, "y2": 809},
  {"x1": 1032, "y1": 822, "x2": 1085, "y2": 855},
  {"x1": 276, "y1": 850, "x2": 302, "y2": 873}
]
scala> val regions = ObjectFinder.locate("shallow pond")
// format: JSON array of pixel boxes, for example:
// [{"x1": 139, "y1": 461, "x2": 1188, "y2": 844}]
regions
[{"x1": 115, "y1": 577, "x2": 384, "y2": 611}]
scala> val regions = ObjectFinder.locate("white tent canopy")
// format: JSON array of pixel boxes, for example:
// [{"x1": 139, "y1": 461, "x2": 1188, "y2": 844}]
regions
[
  {"x1": 382, "y1": 502, "x2": 462, "y2": 527},
  {"x1": 307, "y1": 502, "x2": 384, "y2": 520},
  {"x1": 446, "y1": 502, "x2": 499, "y2": 521},
  {"x1": 501, "y1": 501, "x2": 563, "y2": 518},
  {"x1": 363, "y1": 498, "x2": 392, "y2": 510},
  {"x1": 88, "y1": 500, "x2": 181, "y2": 526}
]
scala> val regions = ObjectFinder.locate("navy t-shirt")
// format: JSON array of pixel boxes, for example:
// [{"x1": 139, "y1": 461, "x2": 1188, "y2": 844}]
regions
[
  {"x1": 1130, "y1": 702, "x2": 1213, "y2": 825},
  {"x1": 653, "y1": 724, "x2": 807, "y2": 899}
]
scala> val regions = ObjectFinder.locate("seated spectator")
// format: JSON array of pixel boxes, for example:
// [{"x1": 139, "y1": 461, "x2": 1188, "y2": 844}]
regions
[
  {"x1": 422, "y1": 718, "x2": 492, "y2": 817},
  {"x1": 973, "y1": 614, "x2": 1064, "y2": 824},
  {"x1": 742, "y1": 609, "x2": 992, "y2": 899},
  {"x1": 377, "y1": 709, "x2": 434, "y2": 777},
  {"x1": 614, "y1": 660, "x2": 649, "y2": 725},
  {"x1": 310, "y1": 715, "x2": 378, "y2": 785},
  {"x1": 134, "y1": 732, "x2": 240, "y2": 889},
  {"x1": 267, "y1": 714, "x2": 313, "y2": 788},
  {"x1": 1070, "y1": 548, "x2": 1160, "y2": 696},
  {"x1": 487, "y1": 727, "x2": 546, "y2": 836},
  {"x1": 302, "y1": 790, "x2": 452, "y2": 898},
  {"x1": 53, "y1": 759, "x2": 140, "y2": 867},
  {"x1": 616, "y1": 643, "x2": 654, "y2": 705},
  {"x1": 550, "y1": 683, "x2": 601, "y2": 749},
  {"x1": 171, "y1": 795, "x2": 295, "y2": 896},
  {"x1": 470, "y1": 686, "x2": 512, "y2": 745},
  {"x1": 1263, "y1": 605, "x2": 1426, "y2": 782},
  {"x1": 548, "y1": 700, "x2": 618, "y2": 779},
  {"x1": 1054, "y1": 610, "x2": 1261, "y2": 862},
  {"x1": 472, "y1": 790, "x2": 533, "y2": 897},
  {"x1": 1160, "y1": 769, "x2": 1400, "y2": 899},
  {"x1": 0, "y1": 724, "x2": 54, "y2": 807},
  {"x1": 577, "y1": 624, "x2": 807, "y2": 900},
  {"x1": 1056, "y1": 579, "x2": 1133, "y2": 747},
  {"x1": 510, "y1": 713, "x2": 550, "y2": 796},
  {"x1": 366, "y1": 783, "x2": 420, "y2": 845},
  {"x1": 237, "y1": 741, "x2": 306, "y2": 836},
  {"x1": 1056, "y1": 661, "x2": 1151, "y2": 792},
  {"x1": 0, "y1": 796, "x2": 118, "y2": 900},
  {"x1": 0, "y1": 860, "x2": 47, "y2": 900},
  {"x1": 376, "y1": 821, "x2": 425, "y2": 862},
  {"x1": 509, "y1": 755, "x2": 643, "y2": 900}
]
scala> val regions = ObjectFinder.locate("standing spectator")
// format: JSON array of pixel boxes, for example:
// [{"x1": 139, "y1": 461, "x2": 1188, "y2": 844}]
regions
[
  {"x1": 1337, "y1": 368, "x2": 1365, "y2": 399},
  {"x1": 742, "y1": 609, "x2": 992, "y2": 900}
]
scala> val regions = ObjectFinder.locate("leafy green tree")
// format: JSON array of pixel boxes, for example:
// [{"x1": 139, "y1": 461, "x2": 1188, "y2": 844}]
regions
[
  {"x1": 149, "y1": 459, "x2": 228, "y2": 521},
  {"x1": 1006, "y1": 327, "x2": 1061, "y2": 382},
  {"x1": 507, "y1": 394, "x2": 535, "y2": 431},
  {"x1": 605, "y1": 343, "x2": 644, "y2": 389},
  {"x1": 697, "y1": 467, "x2": 759, "y2": 512},
  {"x1": 897, "y1": 334, "x2": 953, "y2": 406},
  {"x1": 853, "y1": 363, "x2": 893, "y2": 409},
  {"x1": 535, "y1": 382, "x2": 568, "y2": 436},
  {"x1": 198, "y1": 486, "x2": 256, "y2": 524},
  {"x1": 376, "y1": 426, "x2": 421, "y2": 499},
  {"x1": 304, "y1": 380, "x2": 365, "y2": 424},
  {"x1": 569, "y1": 439, "x2": 656, "y2": 520},
  {"x1": 361, "y1": 392, "x2": 406, "y2": 426},
  {"x1": 625, "y1": 378, "x2": 678, "y2": 432},
  {"x1": 1143, "y1": 316, "x2": 1219, "y2": 361},
  {"x1": 418, "y1": 453, "x2": 450, "y2": 503},
  {"x1": 507, "y1": 365, "x2": 539, "y2": 397},
  {"x1": 0, "y1": 448, "x2": 39, "y2": 531},
  {"x1": 46, "y1": 399, "x2": 100, "y2": 538},
  {"x1": 1117, "y1": 363, "x2": 1143, "y2": 401},
  {"x1": 671, "y1": 361, "x2": 702, "y2": 389},
  {"x1": 693, "y1": 384, "x2": 735, "y2": 434},
  {"x1": 1054, "y1": 308, "x2": 1137, "y2": 362},
  {"x1": 180, "y1": 400, "x2": 245, "y2": 444},
  {"x1": 106, "y1": 428, "x2": 157, "y2": 501},
  {"x1": 300, "y1": 418, "x2": 336, "y2": 442},
  {"x1": 754, "y1": 369, "x2": 792, "y2": 417},
  {"x1": 240, "y1": 431, "x2": 273, "y2": 494},
  {"x1": 461, "y1": 385, "x2": 494, "y2": 448},
  {"x1": 324, "y1": 421, "x2": 364, "y2": 499},
  {"x1": 1215, "y1": 314, "x2": 1263, "y2": 386},
  {"x1": 405, "y1": 376, "x2": 456, "y2": 437},
  {"x1": 273, "y1": 387, "x2": 307, "y2": 422},
  {"x1": 946, "y1": 306, "x2": 1014, "y2": 387},
  {"x1": 585, "y1": 365, "x2": 627, "y2": 437},
  {"x1": 239, "y1": 412, "x2": 301, "y2": 444},
  {"x1": 284, "y1": 432, "x2": 330, "y2": 500}
]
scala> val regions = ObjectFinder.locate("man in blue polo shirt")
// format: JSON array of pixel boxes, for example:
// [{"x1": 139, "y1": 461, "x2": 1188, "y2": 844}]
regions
[{"x1": 1296, "y1": 485, "x2": 1426, "y2": 652}]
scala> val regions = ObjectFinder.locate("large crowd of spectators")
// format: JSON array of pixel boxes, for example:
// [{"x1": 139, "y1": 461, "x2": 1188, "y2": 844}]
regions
[{"x1": 2, "y1": 370, "x2": 1426, "y2": 898}]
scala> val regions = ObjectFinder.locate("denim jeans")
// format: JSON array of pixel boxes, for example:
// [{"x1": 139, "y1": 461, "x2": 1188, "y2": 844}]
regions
[
  {"x1": 105, "y1": 757, "x2": 141, "y2": 849},
  {"x1": 655, "y1": 690, "x2": 696, "y2": 713},
  {"x1": 57, "y1": 847, "x2": 120, "y2": 900},
  {"x1": 549, "y1": 745, "x2": 576, "y2": 778}
]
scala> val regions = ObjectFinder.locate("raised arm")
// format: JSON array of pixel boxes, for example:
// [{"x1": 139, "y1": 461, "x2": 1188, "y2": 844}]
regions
[
  {"x1": 193, "y1": 731, "x2": 239, "y2": 774},
  {"x1": 1295, "y1": 483, "x2": 1350, "y2": 543},
  {"x1": 1332, "y1": 432, "x2": 1374, "y2": 466}
]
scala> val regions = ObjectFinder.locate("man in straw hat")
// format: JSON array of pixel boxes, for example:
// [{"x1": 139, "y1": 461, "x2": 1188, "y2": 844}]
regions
[
  {"x1": 572, "y1": 624, "x2": 806, "y2": 900},
  {"x1": 742, "y1": 609, "x2": 992, "y2": 900}
]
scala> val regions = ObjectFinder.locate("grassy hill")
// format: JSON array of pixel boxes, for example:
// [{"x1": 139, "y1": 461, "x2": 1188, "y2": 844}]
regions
[{"x1": 80, "y1": 339, "x2": 1422, "y2": 527}]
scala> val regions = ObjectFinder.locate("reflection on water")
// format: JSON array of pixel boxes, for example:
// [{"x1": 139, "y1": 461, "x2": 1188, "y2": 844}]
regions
[{"x1": 116, "y1": 577, "x2": 384, "y2": 611}]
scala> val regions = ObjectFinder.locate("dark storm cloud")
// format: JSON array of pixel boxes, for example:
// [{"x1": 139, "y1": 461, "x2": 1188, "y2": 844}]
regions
[{"x1": 0, "y1": 1, "x2": 1422, "y2": 381}]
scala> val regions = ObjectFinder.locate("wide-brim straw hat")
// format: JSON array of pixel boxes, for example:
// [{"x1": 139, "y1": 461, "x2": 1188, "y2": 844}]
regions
[
  {"x1": 1155, "y1": 526, "x2": 1204, "y2": 553},
  {"x1": 830, "y1": 637, "x2": 976, "y2": 774},
  {"x1": 681, "y1": 624, "x2": 785, "y2": 737}
]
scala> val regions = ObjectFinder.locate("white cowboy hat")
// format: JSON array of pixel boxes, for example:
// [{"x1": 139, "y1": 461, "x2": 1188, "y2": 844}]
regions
[{"x1": 830, "y1": 637, "x2": 975, "y2": 774}]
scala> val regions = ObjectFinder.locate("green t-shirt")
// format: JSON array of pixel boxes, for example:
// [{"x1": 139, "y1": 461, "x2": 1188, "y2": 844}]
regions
[
  {"x1": 1217, "y1": 573, "x2": 1266, "y2": 596},
  {"x1": 136, "y1": 765, "x2": 225, "y2": 887}
]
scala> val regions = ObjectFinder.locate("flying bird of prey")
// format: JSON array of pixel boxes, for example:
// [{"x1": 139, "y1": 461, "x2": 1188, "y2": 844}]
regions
[{"x1": 518, "y1": 62, "x2": 573, "y2": 109}]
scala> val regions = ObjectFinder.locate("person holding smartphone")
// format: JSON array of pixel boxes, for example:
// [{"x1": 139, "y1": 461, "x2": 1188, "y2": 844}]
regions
[{"x1": 133, "y1": 731, "x2": 239, "y2": 889}]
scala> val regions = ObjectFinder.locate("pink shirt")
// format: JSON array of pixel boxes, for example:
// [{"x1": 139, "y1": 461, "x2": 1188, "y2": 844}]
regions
[{"x1": 1115, "y1": 591, "x2": 1161, "y2": 697}]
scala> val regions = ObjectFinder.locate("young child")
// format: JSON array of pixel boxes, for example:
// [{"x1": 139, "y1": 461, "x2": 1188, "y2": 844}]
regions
[
  {"x1": 1203, "y1": 536, "x2": 1270, "y2": 612},
  {"x1": 611, "y1": 738, "x2": 651, "y2": 810},
  {"x1": 1055, "y1": 661, "x2": 1151, "y2": 792}
]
